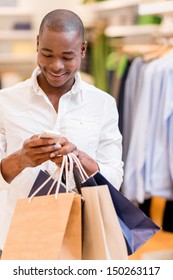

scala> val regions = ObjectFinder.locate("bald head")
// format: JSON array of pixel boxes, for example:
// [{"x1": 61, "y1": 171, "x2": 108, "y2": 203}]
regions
[{"x1": 39, "y1": 9, "x2": 85, "y2": 42}]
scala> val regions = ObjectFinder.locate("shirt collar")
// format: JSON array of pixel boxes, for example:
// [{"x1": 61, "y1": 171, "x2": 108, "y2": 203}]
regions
[
  {"x1": 70, "y1": 72, "x2": 81, "y2": 95},
  {"x1": 31, "y1": 67, "x2": 81, "y2": 96},
  {"x1": 31, "y1": 67, "x2": 41, "y2": 94}
]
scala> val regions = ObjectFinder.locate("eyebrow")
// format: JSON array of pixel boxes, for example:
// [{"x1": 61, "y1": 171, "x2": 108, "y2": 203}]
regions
[{"x1": 41, "y1": 47, "x2": 75, "y2": 55}]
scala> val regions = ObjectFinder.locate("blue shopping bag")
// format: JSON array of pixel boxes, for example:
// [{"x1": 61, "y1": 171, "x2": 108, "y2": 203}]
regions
[
  {"x1": 28, "y1": 170, "x2": 66, "y2": 197},
  {"x1": 80, "y1": 172, "x2": 160, "y2": 255}
]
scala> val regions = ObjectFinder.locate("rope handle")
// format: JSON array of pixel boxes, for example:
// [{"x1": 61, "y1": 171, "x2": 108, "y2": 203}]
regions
[
  {"x1": 68, "y1": 153, "x2": 89, "y2": 181},
  {"x1": 29, "y1": 155, "x2": 67, "y2": 201},
  {"x1": 28, "y1": 153, "x2": 88, "y2": 201}
]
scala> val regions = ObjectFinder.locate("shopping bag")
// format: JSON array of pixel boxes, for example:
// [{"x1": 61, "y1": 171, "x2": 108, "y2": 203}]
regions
[
  {"x1": 1, "y1": 156, "x2": 82, "y2": 260},
  {"x1": 81, "y1": 184, "x2": 128, "y2": 260},
  {"x1": 68, "y1": 153, "x2": 127, "y2": 260},
  {"x1": 81, "y1": 172, "x2": 161, "y2": 255},
  {"x1": 28, "y1": 169, "x2": 66, "y2": 197},
  {"x1": 1, "y1": 193, "x2": 81, "y2": 260},
  {"x1": 69, "y1": 153, "x2": 160, "y2": 255}
]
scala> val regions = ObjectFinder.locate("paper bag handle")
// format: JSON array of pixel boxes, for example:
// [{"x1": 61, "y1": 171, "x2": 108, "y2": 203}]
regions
[
  {"x1": 29, "y1": 155, "x2": 68, "y2": 201},
  {"x1": 28, "y1": 153, "x2": 88, "y2": 201},
  {"x1": 68, "y1": 153, "x2": 89, "y2": 181}
]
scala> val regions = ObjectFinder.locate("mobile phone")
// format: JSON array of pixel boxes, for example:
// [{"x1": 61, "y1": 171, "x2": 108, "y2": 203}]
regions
[{"x1": 39, "y1": 130, "x2": 61, "y2": 142}]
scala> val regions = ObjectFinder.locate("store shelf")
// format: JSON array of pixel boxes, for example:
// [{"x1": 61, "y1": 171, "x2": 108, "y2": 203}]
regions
[
  {"x1": 0, "y1": 53, "x2": 36, "y2": 74},
  {"x1": 0, "y1": 7, "x2": 34, "y2": 16},
  {"x1": 0, "y1": 5, "x2": 36, "y2": 77},
  {"x1": 83, "y1": 0, "x2": 141, "y2": 12},
  {"x1": 138, "y1": 1, "x2": 173, "y2": 15},
  {"x1": 105, "y1": 24, "x2": 159, "y2": 38},
  {"x1": 0, "y1": 30, "x2": 36, "y2": 40},
  {"x1": 0, "y1": 53, "x2": 35, "y2": 64},
  {"x1": 78, "y1": 0, "x2": 141, "y2": 28}
]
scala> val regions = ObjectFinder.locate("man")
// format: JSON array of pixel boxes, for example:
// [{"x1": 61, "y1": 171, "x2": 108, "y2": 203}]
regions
[{"x1": 0, "y1": 9, "x2": 123, "y2": 250}]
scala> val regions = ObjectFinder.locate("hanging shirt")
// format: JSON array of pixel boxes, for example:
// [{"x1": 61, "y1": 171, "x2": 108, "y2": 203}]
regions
[
  {"x1": 123, "y1": 50, "x2": 173, "y2": 203},
  {"x1": 122, "y1": 56, "x2": 145, "y2": 164},
  {"x1": 149, "y1": 63, "x2": 173, "y2": 198}
]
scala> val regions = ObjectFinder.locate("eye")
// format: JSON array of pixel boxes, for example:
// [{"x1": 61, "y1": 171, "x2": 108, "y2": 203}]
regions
[
  {"x1": 63, "y1": 57, "x2": 73, "y2": 61},
  {"x1": 41, "y1": 52, "x2": 52, "y2": 57},
  {"x1": 43, "y1": 54, "x2": 52, "y2": 57}
]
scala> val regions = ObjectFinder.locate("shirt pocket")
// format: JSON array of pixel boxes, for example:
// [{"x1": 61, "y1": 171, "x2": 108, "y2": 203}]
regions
[{"x1": 60, "y1": 119, "x2": 99, "y2": 155}]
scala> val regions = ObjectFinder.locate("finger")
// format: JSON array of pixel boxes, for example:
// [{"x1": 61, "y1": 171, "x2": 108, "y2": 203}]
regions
[
  {"x1": 28, "y1": 137, "x2": 61, "y2": 149},
  {"x1": 30, "y1": 134, "x2": 55, "y2": 145},
  {"x1": 35, "y1": 143, "x2": 62, "y2": 156},
  {"x1": 50, "y1": 143, "x2": 77, "y2": 159},
  {"x1": 72, "y1": 148, "x2": 79, "y2": 157},
  {"x1": 51, "y1": 157, "x2": 63, "y2": 167},
  {"x1": 25, "y1": 152, "x2": 54, "y2": 167},
  {"x1": 59, "y1": 137, "x2": 68, "y2": 146},
  {"x1": 30, "y1": 134, "x2": 40, "y2": 140},
  {"x1": 50, "y1": 152, "x2": 63, "y2": 158}
]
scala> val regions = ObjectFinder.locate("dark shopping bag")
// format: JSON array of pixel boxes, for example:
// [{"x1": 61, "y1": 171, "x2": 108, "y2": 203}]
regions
[
  {"x1": 28, "y1": 169, "x2": 66, "y2": 197},
  {"x1": 81, "y1": 172, "x2": 160, "y2": 255}
]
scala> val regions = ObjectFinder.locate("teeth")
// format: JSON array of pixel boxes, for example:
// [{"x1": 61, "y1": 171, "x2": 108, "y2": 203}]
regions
[{"x1": 49, "y1": 71, "x2": 64, "y2": 77}]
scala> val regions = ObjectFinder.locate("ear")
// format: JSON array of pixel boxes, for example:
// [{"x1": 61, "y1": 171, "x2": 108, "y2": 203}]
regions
[
  {"x1": 36, "y1": 35, "x2": 39, "y2": 52},
  {"x1": 81, "y1": 41, "x2": 88, "y2": 59}
]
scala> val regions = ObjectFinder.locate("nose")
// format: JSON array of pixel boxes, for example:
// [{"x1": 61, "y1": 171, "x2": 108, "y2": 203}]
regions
[{"x1": 51, "y1": 58, "x2": 64, "y2": 71}]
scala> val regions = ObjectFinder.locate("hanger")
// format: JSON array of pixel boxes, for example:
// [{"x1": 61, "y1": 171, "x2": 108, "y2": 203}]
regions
[
  {"x1": 142, "y1": 35, "x2": 173, "y2": 62},
  {"x1": 142, "y1": 45, "x2": 172, "y2": 62},
  {"x1": 117, "y1": 36, "x2": 173, "y2": 62},
  {"x1": 119, "y1": 44, "x2": 161, "y2": 57}
]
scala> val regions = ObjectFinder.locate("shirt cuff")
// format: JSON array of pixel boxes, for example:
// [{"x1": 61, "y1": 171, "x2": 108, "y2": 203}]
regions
[{"x1": 97, "y1": 162, "x2": 123, "y2": 190}]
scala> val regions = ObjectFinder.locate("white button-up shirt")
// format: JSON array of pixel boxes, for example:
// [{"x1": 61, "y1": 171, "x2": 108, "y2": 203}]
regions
[{"x1": 0, "y1": 67, "x2": 123, "y2": 249}]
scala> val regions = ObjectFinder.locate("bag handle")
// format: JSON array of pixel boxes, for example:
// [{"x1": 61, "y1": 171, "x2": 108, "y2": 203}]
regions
[
  {"x1": 29, "y1": 155, "x2": 68, "y2": 201},
  {"x1": 54, "y1": 154, "x2": 80, "y2": 198},
  {"x1": 47, "y1": 154, "x2": 74, "y2": 195},
  {"x1": 68, "y1": 153, "x2": 89, "y2": 181},
  {"x1": 28, "y1": 153, "x2": 88, "y2": 201}
]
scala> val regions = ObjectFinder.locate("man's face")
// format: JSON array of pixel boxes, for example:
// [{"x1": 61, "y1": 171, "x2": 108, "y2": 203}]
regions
[{"x1": 37, "y1": 29, "x2": 87, "y2": 91}]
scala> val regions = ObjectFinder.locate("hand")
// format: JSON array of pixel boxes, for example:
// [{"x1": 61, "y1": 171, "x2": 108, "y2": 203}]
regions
[
  {"x1": 1, "y1": 134, "x2": 62, "y2": 183},
  {"x1": 17, "y1": 134, "x2": 62, "y2": 168},
  {"x1": 1, "y1": 135, "x2": 98, "y2": 183},
  {"x1": 50, "y1": 137, "x2": 99, "y2": 176},
  {"x1": 49, "y1": 136, "x2": 79, "y2": 167}
]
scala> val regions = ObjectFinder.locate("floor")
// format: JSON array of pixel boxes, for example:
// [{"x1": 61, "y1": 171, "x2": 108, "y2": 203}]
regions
[{"x1": 128, "y1": 197, "x2": 173, "y2": 260}]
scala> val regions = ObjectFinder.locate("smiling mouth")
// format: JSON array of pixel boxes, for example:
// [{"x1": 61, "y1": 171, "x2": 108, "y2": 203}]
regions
[{"x1": 47, "y1": 70, "x2": 66, "y2": 78}]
